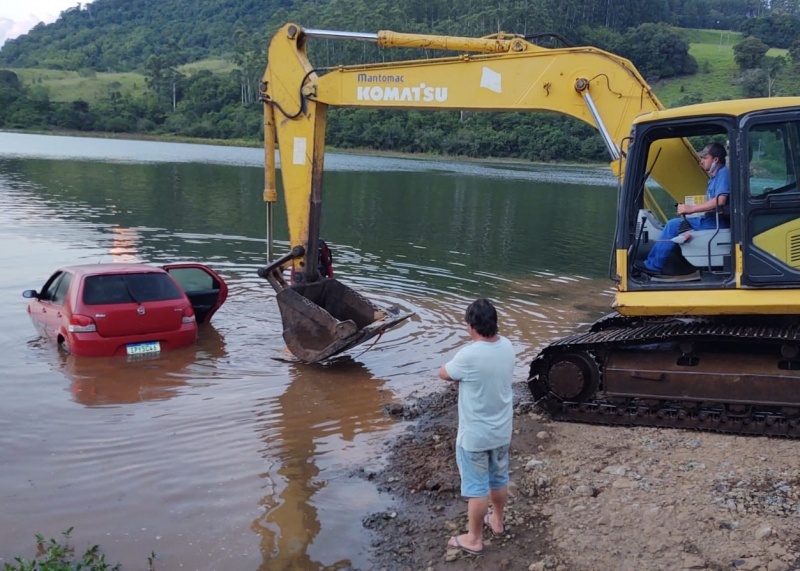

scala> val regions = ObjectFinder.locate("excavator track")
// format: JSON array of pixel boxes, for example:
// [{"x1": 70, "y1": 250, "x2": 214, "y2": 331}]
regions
[{"x1": 528, "y1": 316, "x2": 800, "y2": 437}]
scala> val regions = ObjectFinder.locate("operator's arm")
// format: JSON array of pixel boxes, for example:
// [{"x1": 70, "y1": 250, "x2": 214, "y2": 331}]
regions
[
  {"x1": 677, "y1": 166, "x2": 730, "y2": 215},
  {"x1": 677, "y1": 193, "x2": 727, "y2": 215}
]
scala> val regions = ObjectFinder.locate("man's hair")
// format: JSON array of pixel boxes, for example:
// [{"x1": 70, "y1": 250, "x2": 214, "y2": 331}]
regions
[
  {"x1": 465, "y1": 298, "x2": 499, "y2": 337},
  {"x1": 700, "y1": 142, "x2": 727, "y2": 166}
]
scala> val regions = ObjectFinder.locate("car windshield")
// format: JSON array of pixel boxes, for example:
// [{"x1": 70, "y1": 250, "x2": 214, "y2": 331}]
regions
[{"x1": 83, "y1": 273, "x2": 183, "y2": 305}]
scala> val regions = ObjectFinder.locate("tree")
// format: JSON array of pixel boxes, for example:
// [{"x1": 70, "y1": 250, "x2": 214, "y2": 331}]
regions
[
  {"x1": 616, "y1": 23, "x2": 697, "y2": 79},
  {"x1": 789, "y1": 38, "x2": 800, "y2": 66},
  {"x1": 232, "y1": 29, "x2": 264, "y2": 105},
  {"x1": 740, "y1": 12, "x2": 800, "y2": 48},
  {"x1": 739, "y1": 68, "x2": 769, "y2": 97},
  {"x1": 144, "y1": 53, "x2": 184, "y2": 112},
  {"x1": 763, "y1": 56, "x2": 788, "y2": 96},
  {"x1": 733, "y1": 36, "x2": 769, "y2": 71}
]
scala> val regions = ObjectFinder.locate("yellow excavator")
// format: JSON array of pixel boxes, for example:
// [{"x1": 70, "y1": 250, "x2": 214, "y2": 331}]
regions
[{"x1": 259, "y1": 23, "x2": 800, "y2": 436}]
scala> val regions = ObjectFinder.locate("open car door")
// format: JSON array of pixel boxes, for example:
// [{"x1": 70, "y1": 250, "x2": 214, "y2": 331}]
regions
[{"x1": 162, "y1": 264, "x2": 228, "y2": 324}]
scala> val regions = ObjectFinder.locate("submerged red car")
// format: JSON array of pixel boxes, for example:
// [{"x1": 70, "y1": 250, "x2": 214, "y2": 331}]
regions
[{"x1": 23, "y1": 263, "x2": 228, "y2": 357}]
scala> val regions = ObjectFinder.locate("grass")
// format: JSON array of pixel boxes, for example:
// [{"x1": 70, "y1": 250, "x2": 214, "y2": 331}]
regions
[
  {"x1": 3, "y1": 528, "x2": 155, "y2": 571},
  {"x1": 178, "y1": 58, "x2": 236, "y2": 74},
  {"x1": 11, "y1": 69, "x2": 149, "y2": 102},
  {"x1": 6, "y1": 59, "x2": 236, "y2": 103},
  {"x1": 656, "y1": 29, "x2": 791, "y2": 107},
  {"x1": 654, "y1": 29, "x2": 743, "y2": 106}
]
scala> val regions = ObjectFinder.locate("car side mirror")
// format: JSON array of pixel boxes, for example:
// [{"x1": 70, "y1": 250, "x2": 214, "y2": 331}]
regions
[{"x1": 22, "y1": 290, "x2": 39, "y2": 299}]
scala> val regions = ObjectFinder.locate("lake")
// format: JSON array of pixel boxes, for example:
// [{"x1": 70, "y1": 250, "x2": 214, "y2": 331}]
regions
[{"x1": 0, "y1": 132, "x2": 618, "y2": 569}]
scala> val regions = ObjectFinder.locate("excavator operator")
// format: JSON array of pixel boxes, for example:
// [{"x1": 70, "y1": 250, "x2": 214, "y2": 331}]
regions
[{"x1": 635, "y1": 142, "x2": 731, "y2": 276}]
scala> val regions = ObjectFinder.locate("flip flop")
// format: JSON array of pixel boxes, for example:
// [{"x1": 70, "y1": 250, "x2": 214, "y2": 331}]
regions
[
  {"x1": 447, "y1": 535, "x2": 484, "y2": 556},
  {"x1": 483, "y1": 514, "x2": 508, "y2": 537}
]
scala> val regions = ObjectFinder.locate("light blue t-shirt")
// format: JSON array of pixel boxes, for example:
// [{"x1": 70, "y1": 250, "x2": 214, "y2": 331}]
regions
[{"x1": 444, "y1": 336, "x2": 515, "y2": 451}]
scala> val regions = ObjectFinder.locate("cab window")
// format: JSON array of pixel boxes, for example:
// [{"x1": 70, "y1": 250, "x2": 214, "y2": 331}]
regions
[
  {"x1": 748, "y1": 122, "x2": 800, "y2": 197},
  {"x1": 746, "y1": 119, "x2": 800, "y2": 273}
]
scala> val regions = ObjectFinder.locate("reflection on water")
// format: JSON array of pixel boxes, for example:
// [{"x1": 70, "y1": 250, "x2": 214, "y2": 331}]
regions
[
  {"x1": 254, "y1": 358, "x2": 393, "y2": 570},
  {"x1": 62, "y1": 326, "x2": 227, "y2": 406},
  {"x1": 0, "y1": 133, "x2": 618, "y2": 569},
  {"x1": 108, "y1": 226, "x2": 143, "y2": 263}
]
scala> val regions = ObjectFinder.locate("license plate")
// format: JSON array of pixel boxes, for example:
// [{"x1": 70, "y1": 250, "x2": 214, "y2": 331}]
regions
[{"x1": 126, "y1": 341, "x2": 161, "y2": 356}]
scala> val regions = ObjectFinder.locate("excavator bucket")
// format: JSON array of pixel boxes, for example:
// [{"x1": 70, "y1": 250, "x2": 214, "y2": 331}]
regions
[{"x1": 275, "y1": 278, "x2": 412, "y2": 362}]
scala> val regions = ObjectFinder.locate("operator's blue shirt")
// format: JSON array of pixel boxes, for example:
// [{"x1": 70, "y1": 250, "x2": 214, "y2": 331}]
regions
[{"x1": 703, "y1": 164, "x2": 730, "y2": 222}]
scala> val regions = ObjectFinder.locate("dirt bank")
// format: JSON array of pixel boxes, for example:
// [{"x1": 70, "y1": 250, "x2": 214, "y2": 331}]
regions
[{"x1": 363, "y1": 384, "x2": 800, "y2": 571}]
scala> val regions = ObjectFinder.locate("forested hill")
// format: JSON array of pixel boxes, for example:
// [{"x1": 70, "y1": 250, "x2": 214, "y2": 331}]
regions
[
  {"x1": 0, "y1": 0, "x2": 290, "y2": 71},
  {"x1": 1, "y1": 0, "x2": 799, "y2": 161},
  {"x1": 0, "y1": 0, "x2": 783, "y2": 72}
]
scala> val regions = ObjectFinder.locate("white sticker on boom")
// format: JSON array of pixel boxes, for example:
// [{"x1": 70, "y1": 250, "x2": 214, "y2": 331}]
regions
[
  {"x1": 480, "y1": 67, "x2": 502, "y2": 94},
  {"x1": 293, "y1": 137, "x2": 307, "y2": 165}
]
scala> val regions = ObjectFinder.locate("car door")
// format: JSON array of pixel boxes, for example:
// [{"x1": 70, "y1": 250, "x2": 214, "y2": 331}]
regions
[
  {"x1": 162, "y1": 264, "x2": 228, "y2": 324},
  {"x1": 30, "y1": 271, "x2": 73, "y2": 338}
]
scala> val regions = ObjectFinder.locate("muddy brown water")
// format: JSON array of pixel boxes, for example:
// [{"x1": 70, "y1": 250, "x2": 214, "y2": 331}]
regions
[{"x1": 0, "y1": 132, "x2": 616, "y2": 569}]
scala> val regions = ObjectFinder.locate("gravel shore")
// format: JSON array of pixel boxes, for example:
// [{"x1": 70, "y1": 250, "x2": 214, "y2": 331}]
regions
[{"x1": 364, "y1": 384, "x2": 800, "y2": 571}]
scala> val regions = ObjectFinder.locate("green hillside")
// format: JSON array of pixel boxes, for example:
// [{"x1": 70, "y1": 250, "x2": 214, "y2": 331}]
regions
[
  {"x1": 4, "y1": 29, "x2": 763, "y2": 108},
  {"x1": 12, "y1": 59, "x2": 236, "y2": 103},
  {"x1": 657, "y1": 30, "x2": 743, "y2": 106}
]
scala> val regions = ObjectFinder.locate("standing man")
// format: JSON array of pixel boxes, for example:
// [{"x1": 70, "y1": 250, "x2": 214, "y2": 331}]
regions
[
  {"x1": 636, "y1": 141, "x2": 731, "y2": 276},
  {"x1": 439, "y1": 298, "x2": 516, "y2": 556}
]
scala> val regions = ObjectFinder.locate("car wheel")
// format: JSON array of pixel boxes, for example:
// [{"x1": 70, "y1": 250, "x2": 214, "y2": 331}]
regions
[{"x1": 58, "y1": 336, "x2": 70, "y2": 355}]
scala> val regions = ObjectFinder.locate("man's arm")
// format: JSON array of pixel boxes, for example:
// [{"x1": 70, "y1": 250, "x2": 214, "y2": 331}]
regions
[
  {"x1": 677, "y1": 193, "x2": 727, "y2": 215},
  {"x1": 438, "y1": 365, "x2": 456, "y2": 382}
]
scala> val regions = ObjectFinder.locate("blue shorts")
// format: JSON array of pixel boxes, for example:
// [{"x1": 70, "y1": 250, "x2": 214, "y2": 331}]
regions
[{"x1": 456, "y1": 444, "x2": 510, "y2": 498}]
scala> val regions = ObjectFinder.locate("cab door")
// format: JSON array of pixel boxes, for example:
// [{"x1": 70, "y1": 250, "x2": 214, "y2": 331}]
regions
[
  {"x1": 740, "y1": 114, "x2": 800, "y2": 286},
  {"x1": 162, "y1": 264, "x2": 228, "y2": 324}
]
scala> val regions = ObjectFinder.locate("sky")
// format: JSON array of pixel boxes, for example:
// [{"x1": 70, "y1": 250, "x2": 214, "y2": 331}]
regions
[{"x1": 0, "y1": 0, "x2": 82, "y2": 46}]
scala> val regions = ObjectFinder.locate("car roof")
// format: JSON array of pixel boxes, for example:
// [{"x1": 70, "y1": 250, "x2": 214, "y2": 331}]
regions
[{"x1": 58, "y1": 263, "x2": 166, "y2": 277}]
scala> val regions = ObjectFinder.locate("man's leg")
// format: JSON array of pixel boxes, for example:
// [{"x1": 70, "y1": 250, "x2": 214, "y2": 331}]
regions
[
  {"x1": 486, "y1": 445, "x2": 509, "y2": 534},
  {"x1": 487, "y1": 486, "x2": 508, "y2": 533},
  {"x1": 450, "y1": 446, "x2": 488, "y2": 553},
  {"x1": 467, "y1": 496, "x2": 489, "y2": 540},
  {"x1": 644, "y1": 217, "x2": 685, "y2": 272}
]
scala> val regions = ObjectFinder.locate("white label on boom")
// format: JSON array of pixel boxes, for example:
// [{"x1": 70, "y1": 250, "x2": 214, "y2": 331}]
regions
[
  {"x1": 293, "y1": 137, "x2": 307, "y2": 165},
  {"x1": 480, "y1": 67, "x2": 502, "y2": 93}
]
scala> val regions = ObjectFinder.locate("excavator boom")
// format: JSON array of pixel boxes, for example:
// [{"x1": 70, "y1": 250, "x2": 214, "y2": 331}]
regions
[{"x1": 259, "y1": 23, "x2": 705, "y2": 362}]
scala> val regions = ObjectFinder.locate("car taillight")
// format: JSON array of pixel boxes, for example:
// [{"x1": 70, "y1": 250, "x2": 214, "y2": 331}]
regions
[
  {"x1": 182, "y1": 307, "x2": 196, "y2": 324},
  {"x1": 68, "y1": 314, "x2": 97, "y2": 333}
]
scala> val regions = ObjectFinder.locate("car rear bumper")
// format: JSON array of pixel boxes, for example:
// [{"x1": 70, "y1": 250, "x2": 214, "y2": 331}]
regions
[{"x1": 66, "y1": 325, "x2": 198, "y2": 357}]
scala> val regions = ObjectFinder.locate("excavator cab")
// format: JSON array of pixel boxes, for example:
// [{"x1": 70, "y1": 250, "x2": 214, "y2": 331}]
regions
[
  {"x1": 621, "y1": 118, "x2": 736, "y2": 285},
  {"x1": 622, "y1": 106, "x2": 800, "y2": 292}
]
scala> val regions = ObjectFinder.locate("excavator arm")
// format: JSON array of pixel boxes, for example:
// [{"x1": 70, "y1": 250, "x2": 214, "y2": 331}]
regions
[{"x1": 259, "y1": 23, "x2": 707, "y2": 362}]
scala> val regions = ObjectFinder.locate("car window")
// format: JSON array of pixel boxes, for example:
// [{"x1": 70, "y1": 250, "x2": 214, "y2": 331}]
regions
[
  {"x1": 52, "y1": 272, "x2": 72, "y2": 305},
  {"x1": 40, "y1": 272, "x2": 65, "y2": 302},
  {"x1": 83, "y1": 273, "x2": 184, "y2": 305},
  {"x1": 167, "y1": 267, "x2": 215, "y2": 291}
]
